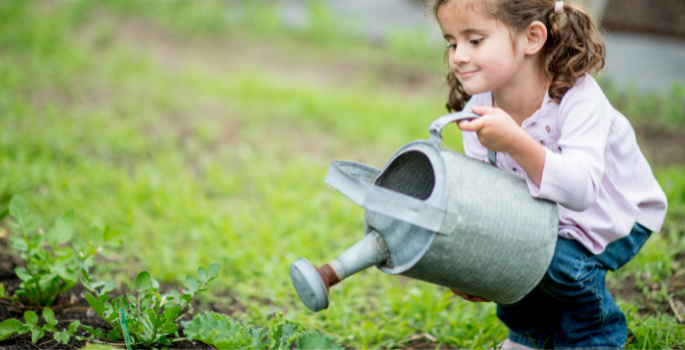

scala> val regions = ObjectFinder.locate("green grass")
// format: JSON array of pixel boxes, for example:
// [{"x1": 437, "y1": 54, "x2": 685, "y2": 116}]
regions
[{"x1": 1, "y1": 0, "x2": 684, "y2": 348}]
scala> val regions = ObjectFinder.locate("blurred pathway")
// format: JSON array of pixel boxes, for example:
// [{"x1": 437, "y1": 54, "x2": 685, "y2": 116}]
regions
[{"x1": 281, "y1": 0, "x2": 685, "y2": 92}]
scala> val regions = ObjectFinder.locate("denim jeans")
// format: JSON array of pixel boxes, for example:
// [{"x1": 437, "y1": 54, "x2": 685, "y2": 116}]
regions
[{"x1": 496, "y1": 223, "x2": 652, "y2": 349}]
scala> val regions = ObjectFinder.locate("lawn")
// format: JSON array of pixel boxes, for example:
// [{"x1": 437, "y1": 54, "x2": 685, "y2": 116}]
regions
[{"x1": 0, "y1": 1, "x2": 684, "y2": 348}]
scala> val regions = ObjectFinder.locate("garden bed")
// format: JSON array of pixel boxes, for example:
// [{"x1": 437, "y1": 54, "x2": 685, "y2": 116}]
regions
[{"x1": 0, "y1": 252, "x2": 211, "y2": 349}]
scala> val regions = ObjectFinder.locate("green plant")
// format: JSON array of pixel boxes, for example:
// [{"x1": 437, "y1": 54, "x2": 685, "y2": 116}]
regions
[
  {"x1": 78, "y1": 260, "x2": 221, "y2": 347},
  {"x1": 183, "y1": 311, "x2": 344, "y2": 350},
  {"x1": 6, "y1": 195, "x2": 119, "y2": 306},
  {"x1": 0, "y1": 307, "x2": 80, "y2": 344}
]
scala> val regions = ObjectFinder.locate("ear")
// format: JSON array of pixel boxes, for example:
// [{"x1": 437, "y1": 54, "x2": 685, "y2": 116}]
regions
[{"x1": 523, "y1": 21, "x2": 547, "y2": 56}]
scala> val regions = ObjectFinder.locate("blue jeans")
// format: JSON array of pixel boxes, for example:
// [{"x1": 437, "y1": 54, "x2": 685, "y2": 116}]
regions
[{"x1": 496, "y1": 223, "x2": 652, "y2": 349}]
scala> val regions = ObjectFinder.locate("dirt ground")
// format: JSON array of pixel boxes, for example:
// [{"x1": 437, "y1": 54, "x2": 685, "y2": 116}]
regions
[{"x1": 603, "y1": 0, "x2": 685, "y2": 39}]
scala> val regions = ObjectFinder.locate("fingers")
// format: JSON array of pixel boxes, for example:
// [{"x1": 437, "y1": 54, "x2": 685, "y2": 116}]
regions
[
  {"x1": 458, "y1": 117, "x2": 486, "y2": 132},
  {"x1": 450, "y1": 289, "x2": 492, "y2": 303}
]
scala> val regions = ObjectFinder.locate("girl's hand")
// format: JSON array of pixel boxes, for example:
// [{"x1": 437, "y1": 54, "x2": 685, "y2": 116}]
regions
[
  {"x1": 450, "y1": 289, "x2": 492, "y2": 303},
  {"x1": 457, "y1": 105, "x2": 525, "y2": 153}
]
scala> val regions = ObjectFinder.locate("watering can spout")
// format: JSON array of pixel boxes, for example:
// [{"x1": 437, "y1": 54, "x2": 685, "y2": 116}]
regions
[{"x1": 290, "y1": 230, "x2": 389, "y2": 312}]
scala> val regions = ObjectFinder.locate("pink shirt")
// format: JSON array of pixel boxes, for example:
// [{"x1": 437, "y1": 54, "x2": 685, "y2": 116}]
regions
[{"x1": 462, "y1": 74, "x2": 668, "y2": 254}]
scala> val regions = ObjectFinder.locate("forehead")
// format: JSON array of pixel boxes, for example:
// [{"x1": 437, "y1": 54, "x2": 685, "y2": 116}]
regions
[{"x1": 436, "y1": 0, "x2": 496, "y2": 33}]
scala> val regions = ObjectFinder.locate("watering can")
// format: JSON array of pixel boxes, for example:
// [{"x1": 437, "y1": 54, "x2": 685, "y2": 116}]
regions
[{"x1": 289, "y1": 112, "x2": 558, "y2": 312}]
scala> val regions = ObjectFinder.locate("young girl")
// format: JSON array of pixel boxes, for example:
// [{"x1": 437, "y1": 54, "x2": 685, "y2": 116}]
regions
[{"x1": 428, "y1": 0, "x2": 668, "y2": 348}]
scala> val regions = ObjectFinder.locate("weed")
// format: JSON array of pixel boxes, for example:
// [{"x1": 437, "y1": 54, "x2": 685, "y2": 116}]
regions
[
  {"x1": 5, "y1": 195, "x2": 118, "y2": 306},
  {"x1": 77, "y1": 261, "x2": 220, "y2": 347}
]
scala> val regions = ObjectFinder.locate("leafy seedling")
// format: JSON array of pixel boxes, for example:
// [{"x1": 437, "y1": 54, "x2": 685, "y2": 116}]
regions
[
  {"x1": 78, "y1": 261, "x2": 221, "y2": 347},
  {"x1": 0, "y1": 307, "x2": 80, "y2": 345},
  {"x1": 6, "y1": 195, "x2": 121, "y2": 306},
  {"x1": 183, "y1": 311, "x2": 344, "y2": 350}
]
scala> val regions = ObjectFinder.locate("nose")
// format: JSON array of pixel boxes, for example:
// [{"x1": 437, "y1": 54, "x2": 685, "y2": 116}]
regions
[{"x1": 452, "y1": 45, "x2": 470, "y2": 66}]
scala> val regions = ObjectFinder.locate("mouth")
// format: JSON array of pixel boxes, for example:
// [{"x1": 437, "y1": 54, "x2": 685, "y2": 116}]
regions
[{"x1": 459, "y1": 70, "x2": 479, "y2": 78}]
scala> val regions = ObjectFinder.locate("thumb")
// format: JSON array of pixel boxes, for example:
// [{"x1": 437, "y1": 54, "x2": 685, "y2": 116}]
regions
[{"x1": 471, "y1": 105, "x2": 498, "y2": 116}]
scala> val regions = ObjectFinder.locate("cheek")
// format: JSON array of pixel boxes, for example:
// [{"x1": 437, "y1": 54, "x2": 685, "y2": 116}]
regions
[{"x1": 477, "y1": 47, "x2": 518, "y2": 83}]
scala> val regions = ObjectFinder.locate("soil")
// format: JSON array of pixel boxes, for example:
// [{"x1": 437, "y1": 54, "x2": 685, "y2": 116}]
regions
[
  {"x1": 0, "y1": 252, "x2": 242, "y2": 349},
  {"x1": 602, "y1": 0, "x2": 685, "y2": 39}
]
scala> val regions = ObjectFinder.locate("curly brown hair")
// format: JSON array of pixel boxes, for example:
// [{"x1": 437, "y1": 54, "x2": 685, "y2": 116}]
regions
[{"x1": 426, "y1": 0, "x2": 606, "y2": 112}]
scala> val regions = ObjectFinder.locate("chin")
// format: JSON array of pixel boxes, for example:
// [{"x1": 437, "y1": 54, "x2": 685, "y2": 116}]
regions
[{"x1": 461, "y1": 83, "x2": 488, "y2": 96}]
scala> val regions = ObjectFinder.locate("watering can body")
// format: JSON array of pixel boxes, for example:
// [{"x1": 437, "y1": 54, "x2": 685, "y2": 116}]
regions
[{"x1": 290, "y1": 113, "x2": 558, "y2": 312}]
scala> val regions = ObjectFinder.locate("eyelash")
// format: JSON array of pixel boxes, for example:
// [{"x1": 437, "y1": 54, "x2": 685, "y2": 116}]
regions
[{"x1": 447, "y1": 39, "x2": 482, "y2": 50}]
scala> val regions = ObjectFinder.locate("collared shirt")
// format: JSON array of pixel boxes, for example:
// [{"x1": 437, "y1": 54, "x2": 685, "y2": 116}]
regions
[{"x1": 462, "y1": 74, "x2": 668, "y2": 254}]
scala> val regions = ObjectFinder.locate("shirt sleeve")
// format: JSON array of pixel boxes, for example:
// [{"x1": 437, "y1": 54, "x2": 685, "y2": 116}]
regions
[
  {"x1": 526, "y1": 81, "x2": 611, "y2": 212},
  {"x1": 461, "y1": 95, "x2": 489, "y2": 162}
]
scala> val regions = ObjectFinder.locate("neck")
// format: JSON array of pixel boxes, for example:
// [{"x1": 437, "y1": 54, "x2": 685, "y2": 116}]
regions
[{"x1": 491, "y1": 59, "x2": 550, "y2": 126}]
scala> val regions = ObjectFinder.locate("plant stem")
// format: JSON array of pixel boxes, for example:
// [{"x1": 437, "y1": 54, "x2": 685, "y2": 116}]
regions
[{"x1": 172, "y1": 282, "x2": 205, "y2": 323}]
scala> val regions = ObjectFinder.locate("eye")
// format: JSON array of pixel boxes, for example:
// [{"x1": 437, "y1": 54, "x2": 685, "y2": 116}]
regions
[
  {"x1": 470, "y1": 39, "x2": 483, "y2": 45},
  {"x1": 447, "y1": 44, "x2": 457, "y2": 50}
]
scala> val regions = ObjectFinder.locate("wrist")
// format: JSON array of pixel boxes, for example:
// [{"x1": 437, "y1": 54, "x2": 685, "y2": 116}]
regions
[{"x1": 507, "y1": 129, "x2": 534, "y2": 157}]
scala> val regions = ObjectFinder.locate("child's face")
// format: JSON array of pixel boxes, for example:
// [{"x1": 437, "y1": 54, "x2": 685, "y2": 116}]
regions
[{"x1": 437, "y1": 2, "x2": 525, "y2": 95}]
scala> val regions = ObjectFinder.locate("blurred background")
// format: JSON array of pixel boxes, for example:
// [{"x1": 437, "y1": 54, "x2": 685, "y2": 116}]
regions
[{"x1": 1, "y1": 0, "x2": 684, "y2": 348}]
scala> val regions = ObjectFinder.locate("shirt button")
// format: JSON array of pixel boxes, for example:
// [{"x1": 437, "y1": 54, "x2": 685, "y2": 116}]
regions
[{"x1": 512, "y1": 167, "x2": 517, "y2": 171}]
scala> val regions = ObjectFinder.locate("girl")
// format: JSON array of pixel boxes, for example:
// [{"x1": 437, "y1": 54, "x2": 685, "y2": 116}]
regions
[{"x1": 428, "y1": 0, "x2": 668, "y2": 348}]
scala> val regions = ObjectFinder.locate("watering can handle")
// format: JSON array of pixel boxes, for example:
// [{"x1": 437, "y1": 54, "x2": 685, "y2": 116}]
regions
[{"x1": 428, "y1": 112, "x2": 498, "y2": 167}]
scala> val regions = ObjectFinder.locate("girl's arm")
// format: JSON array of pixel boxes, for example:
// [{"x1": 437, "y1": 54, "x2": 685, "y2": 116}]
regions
[
  {"x1": 458, "y1": 105, "x2": 546, "y2": 185},
  {"x1": 459, "y1": 81, "x2": 610, "y2": 212}
]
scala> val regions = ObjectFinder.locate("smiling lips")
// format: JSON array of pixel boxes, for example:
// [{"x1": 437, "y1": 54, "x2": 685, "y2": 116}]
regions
[{"x1": 460, "y1": 70, "x2": 479, "y2": 78}]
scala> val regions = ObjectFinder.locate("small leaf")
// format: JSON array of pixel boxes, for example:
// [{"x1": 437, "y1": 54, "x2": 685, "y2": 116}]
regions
[
  {"x1": 31, "y1": 329, "x2": 45, "y2": 343},
  {"x1": 90, "y1": 226, "x2": 105, "y2": 248},
  {"x1": 42, "y1": 307, "x2": 58, "y2": 327},
  {"x1": 197, "y1": 267, "x2": 207, "y2": 283},
  {"x1": 14, "y1": 266, "x2": 32, "y2": 281},
  {"x1": 100, "y1": 281, "x2": 116, "y2": 295},
  {"x1": 207, "y1": 263, "x2": 221, "y2": 279},
  {"x1": 134, "y1": 271, "x2": 152, "y2": 292},
  {"x1": 0, "y1": 319, "x2": 29, "y2": 341},
  {"x1": 181, "y1": 294, "x2": 192, "y2": 303},
  {"x1": 68, "y1": 321, "x2": 80, "y2": 335},
  {"x1": 170, "y1": 289, "x2": 181, "y2": 301},
  {"x1": 52, "y1": 210, "x2": 75, "y2": 247},
  {"x1": 80, "y1": 324, "x2": 107, "y2": 339},
  {"x1": 164, "y1": 306, "x2": 181, "y2": 321},
  {"x1": 296, "y1": 332, "x2": 345, "y2": 350},
  {"x1": 160, "y1": 323, "x2": 178, "y2": 334},
  {"x1": 126, "y1": 293, "x2": 137, "y2": 304},
  {"x1": 9, "y1": 196, "x2": 29, "y2": 228},
  {"x1": 184, "y1": 275, "x2": 198, "y2": 294},
  {"x1": 0, "y1": 208, "x2": 8, "y2": 220},
  {"x1": 79, "y1": 275, "x2": 93, "y2": 291},
  {"x1": 85, "y1": 292, "x2": 105, "y2": 317},
  {"x1": 24, "y1": 311, "x2": 38, "y2": 326},
  {"x1": 103, "y1": 226, "x2": 121, "y2": 242},
  {"x1": 98, "y1": 294, "x2": 111, "y2": 303}
]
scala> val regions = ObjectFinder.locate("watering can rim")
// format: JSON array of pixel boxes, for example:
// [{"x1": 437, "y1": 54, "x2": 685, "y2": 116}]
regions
[{"x1": 324, "y1": 112, "x2": 481, "y2": 236}]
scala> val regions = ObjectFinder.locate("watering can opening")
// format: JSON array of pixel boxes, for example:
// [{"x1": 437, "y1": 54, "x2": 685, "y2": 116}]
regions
[{"x1": 374, "y1": 151, "x2": 435, "y2": 201}]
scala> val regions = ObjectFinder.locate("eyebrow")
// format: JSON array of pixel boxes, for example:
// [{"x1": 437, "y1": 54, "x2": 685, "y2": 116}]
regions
[
  {"x1": 460, "y1": 28, "x2": 485, "y2": 34},
  {"x1": 443, "y1": 28, "x2": 485, "y2": 39}
]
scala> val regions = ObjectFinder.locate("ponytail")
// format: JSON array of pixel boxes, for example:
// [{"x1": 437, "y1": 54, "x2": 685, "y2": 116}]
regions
[{"x1": 545, "y1": 2, "x2": 605, "y2": 103}]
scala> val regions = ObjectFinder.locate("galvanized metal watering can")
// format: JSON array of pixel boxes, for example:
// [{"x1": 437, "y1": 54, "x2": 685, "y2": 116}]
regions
[{"x1": 290, "y1": 112, "x2": 558, "y2": 312}]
